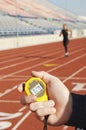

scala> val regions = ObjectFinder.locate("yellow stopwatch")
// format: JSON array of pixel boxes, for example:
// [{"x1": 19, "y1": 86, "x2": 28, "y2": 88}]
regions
[{"x1": 24, "y1": 77, "x2": 48, "y2": 102}]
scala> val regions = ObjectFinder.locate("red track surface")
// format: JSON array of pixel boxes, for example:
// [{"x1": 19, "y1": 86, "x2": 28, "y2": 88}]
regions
[{"x1": 0, "y1": 38, "x2": 86, "y2": 130}]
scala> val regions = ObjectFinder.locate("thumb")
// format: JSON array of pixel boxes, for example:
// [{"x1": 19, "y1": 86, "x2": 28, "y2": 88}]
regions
[{"x1": 31, "y1": 71, "x2": 53, "y2": 83}]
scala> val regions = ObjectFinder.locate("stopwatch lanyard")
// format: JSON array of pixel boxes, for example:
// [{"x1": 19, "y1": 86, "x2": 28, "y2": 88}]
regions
[{"x1": 43, "y1": 116, "x2": 48, "y2": 130}]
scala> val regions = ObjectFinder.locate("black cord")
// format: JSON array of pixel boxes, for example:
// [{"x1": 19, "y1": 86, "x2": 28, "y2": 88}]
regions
[{"x1": 43, "y1": 116, "x2": 48, "y2": 130}]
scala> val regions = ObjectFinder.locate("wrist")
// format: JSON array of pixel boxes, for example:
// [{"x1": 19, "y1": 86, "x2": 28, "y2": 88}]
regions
[{"x1": 55, "y1": 93, "x2": 73, "y2": 126}]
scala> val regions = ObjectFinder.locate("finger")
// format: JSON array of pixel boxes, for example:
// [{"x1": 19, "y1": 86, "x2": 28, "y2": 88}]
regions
[
  {"x1": 38, "y1": 116, "x2": 45, "y2": 121},
  {"x1": 20, "y1": 95, "x2": 36, "y2": 105},
  {"x1": 17, "y1": 83, "x2": 25, "y2": 93},
  {"x1": 36, "y1": 113, "x2": 57, "y2": 125},
  {"x1": 36, "y1": 107, "x2": 56, "y2": 117},
  {"x1": 30, "y1": 100, "x2": 55, "y2": 111},
  {"x1": 47, "y1": 114, "x2": 58, "y2": 125}
]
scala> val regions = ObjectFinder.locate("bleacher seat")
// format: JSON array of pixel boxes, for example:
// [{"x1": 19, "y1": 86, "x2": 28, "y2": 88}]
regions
[{"x1": 0, "y1": 0, "x2": 86, "y2": 37}]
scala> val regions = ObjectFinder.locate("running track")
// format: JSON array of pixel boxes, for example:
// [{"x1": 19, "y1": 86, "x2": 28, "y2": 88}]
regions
[{"x1": 0, "y1": 38, "x2": 86, "y2": 130}]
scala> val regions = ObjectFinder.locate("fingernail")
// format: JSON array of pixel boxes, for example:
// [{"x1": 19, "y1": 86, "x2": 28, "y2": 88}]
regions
[
  {"x1": 25, "y1": 95, "x2": 36, "y2": 103},
  {"x1": 51, "y1": 108, "x2": 56, "y2": 114},
  {"x1": 49, "y1": 100, "x2": 55, "y2": 106},
  {"x1": 30, "y1": 104, "x2": 34, "y2": 111}
]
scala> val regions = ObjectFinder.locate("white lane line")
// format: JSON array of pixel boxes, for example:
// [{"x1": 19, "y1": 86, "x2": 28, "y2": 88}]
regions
[
  {"x1": 0, "y1": 45, "x2": 60, "y2": 63},
  {"x1": 12, "y1": 111, "x2": 32, "y2": 130},
  {"x1": 0, "y1": 47, "x2": 85, "y2": 81},
  {"x1": 0, "y1": 83, "x2": 23, "y2": 98},
  {"x1": 0, "y1": 46, "x2": 42, "y2": 60},
  {"x1": 48, "y1": 53, "x2": 86, "y2": 73},
  {"x1": 0, "y1": 42, "x2": 83, "y2": 62},
  {"x1": 0, "y1": 56, "x2": 61, "y2": 80},
  {"x1": 0, "y1": 48, "x2": 62, "y2": 70},
  {"x1": 0, "y1": 86, "x2": 17, "y2": 97},
  {"x1": 0, "y1": 100, "x2": 20, "y2": 103},
  {"x1": 1, "y1": 44, "x2": 66, "y2": 70},
  {"x1": 0, "y1": 57, "x2": 23, "y2": 64},
  {"x1": 19, "y1": 106, "x2": 27, "y2": 112},
  {"x1": 63, "y1": 66, "x2": 86, "y2": 83},
  {"x1": 0, "y1": 44, "x2": 85, "y2": 69},
  {"x1": 0, "y1": 79, "x2": 27, "y2": 81},
  {"x1": 59, "y1": 77, "x2": 86, "y2": 80},
  {"x1": 0, "y1": 58, "x2": 38, "y2": 70},
  {"x1": 0, "y1": 75, "x2": 30, "y2": 78},
  {"x1": 0, "y1": 76, "x2": 86, "y2": 81},
  {"x1": 0, "y1": 43, "x2": 84, "y2": 70},
  {"x1": 0, "y1": 47, "x2": 62, "y2": 70},
  {"x1": 0, "y1": 50, "x2": 85, "y2": 97}
]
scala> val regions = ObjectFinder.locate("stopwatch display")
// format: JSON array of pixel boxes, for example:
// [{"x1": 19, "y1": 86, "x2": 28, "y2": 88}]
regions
[{"x1": 30, "y1": 83, "x2": 43, "y2": 96}]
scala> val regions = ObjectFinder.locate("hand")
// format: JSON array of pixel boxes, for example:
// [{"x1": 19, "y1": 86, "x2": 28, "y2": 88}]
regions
[
  {"x1": 59, "y1": 32, "x2": 62, "y2": 37},
  {"x1": 68, "y1": 29, "x2": 72, "y2": 39},
  {"x1": 18, "y1": 71, "x2": 72, "y2": 126}
]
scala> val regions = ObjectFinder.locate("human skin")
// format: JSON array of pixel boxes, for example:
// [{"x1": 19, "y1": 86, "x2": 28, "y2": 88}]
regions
[{"x1": 18, "y1": 71, "x2": 72, "y2": 126}]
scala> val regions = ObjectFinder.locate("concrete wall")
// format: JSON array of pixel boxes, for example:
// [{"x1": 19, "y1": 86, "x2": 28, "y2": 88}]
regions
[{"x1": 0, "y1": 29, "x2": 86, "y2": 50}]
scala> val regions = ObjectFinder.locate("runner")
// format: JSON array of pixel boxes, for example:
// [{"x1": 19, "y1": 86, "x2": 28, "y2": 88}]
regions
[{"x1": 59, "y1": 24, "x2": 72, "y2": 57}]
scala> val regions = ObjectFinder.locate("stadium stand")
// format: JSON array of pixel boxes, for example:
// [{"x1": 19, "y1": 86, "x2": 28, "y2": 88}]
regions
[
  {"x1": 0, "y1": 15, "x2": 48, "y2": 36},
  {"x1": 0, "y1": 0, "x2": 86, "y2": 37}
]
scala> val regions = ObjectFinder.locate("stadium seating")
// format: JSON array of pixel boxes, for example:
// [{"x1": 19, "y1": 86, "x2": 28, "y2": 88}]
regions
[{"x1": 0, "y1": 0, "x2": 86, "y2": 37}]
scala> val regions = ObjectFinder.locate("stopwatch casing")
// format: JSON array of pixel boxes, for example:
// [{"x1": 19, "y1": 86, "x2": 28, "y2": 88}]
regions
[{"x1": 24, "y1": 77, "x2": 48, "y2": 102}]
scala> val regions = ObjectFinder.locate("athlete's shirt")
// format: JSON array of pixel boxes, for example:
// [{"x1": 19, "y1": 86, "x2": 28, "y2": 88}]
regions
[{"x1": 61, "y1": 29, "x2": 69, "y2": 43}]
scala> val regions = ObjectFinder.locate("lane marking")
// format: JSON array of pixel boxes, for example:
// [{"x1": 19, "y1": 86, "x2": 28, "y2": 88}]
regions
[
  {"x1": 0, "y1": 58, "x2": 38, "y2": 70},
  {"x1": 0, "y1": 75, "x2": 30, "y2": 78},
  {"x1": 0, "y1": 43, "x2": 84, "y2": 67},
  {"x1": 63, "y1": 126, "x2": 69, "y2": 130},
  {"x1": 0, "y1": 46, "x2": 61, "y2": 63},
  {"x1": 0, "y1": 85, "x2": 19, "y2": 97},
  {"x1": 44, "y1": 64, "x2": 59, "y2": 67},
  {"x1": 0, "y1": 44, "x2": 66, "y2": 70},
  {"x1": 0, "y1": 79, "x2": 27, "y2": 81},
  {"x1": 0, "y1": 42, "x2": 83, "y2": 62},
  {"x1": 63, "y1": 66, "x2": 86, "y2": 83},
  {"x1": 0, "y1": 100, "x2": 20, "y2": 103},
  {"x1": 57, "y1": 77, "x2": 86, "y2": 80},
  {"x1": 19, "y1": 106, "x2": 27, "y2": 112},
  {"x1": 0, "y1": 77, "x2": 86, "y2": 81},
  {"x1": 0, "y1": 45, "x2": 62, "y2": 70},
  {"x1": 48, "y1": 53, "x2": 86, "y2": 73},
  {"x1": 12, "y1": 111, "x2": 32, "y2": 130},
  {"x1": 0, "y1": 47, "x2": 43, "y2": 60},
  {"x1": 0, "y1": 57, "x2": 23, "y2": 64},
  {"x1": 0, "y1": 75, "x2": 86, "y2": 80},
  {"x1": 72, "y1": 82, "x2": 86, "y2": 91},
  {"x1": 0, "y1": 112, "x2": 22, "y2": 120},
  {"x1": 0, "y1": 50, "x2": 85, "y2": 97},
  {"x1": 0, "y1": 48, "x2": 85, "y2": 81},
  {"x1": 0, "y1": 121, "x2": 12, "y2": 129}
]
